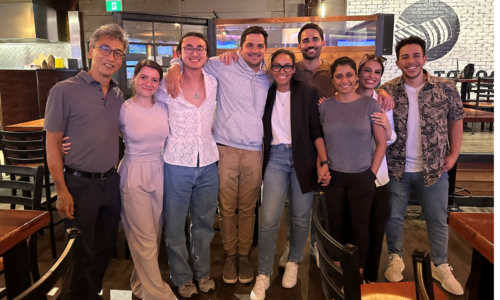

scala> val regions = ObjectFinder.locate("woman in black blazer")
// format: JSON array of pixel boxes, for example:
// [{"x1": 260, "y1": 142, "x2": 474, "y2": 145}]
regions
[{"x1": 250, "y1": 49, "x2": 329, "y2": 300}]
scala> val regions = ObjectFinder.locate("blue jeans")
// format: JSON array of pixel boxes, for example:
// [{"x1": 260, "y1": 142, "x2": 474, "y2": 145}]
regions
[
  {"x1": 385, "y1": 171, "x2": 449, "y2": 265},
  {"x1": 258, "y1": 144, "x2": 315, "y2": 276},
  {"x1": 285, "y1": 192, "x2": 317, "y2": 246},
  {"x1": 163, "y1": 162, "x2": 218, "y2": 286}
]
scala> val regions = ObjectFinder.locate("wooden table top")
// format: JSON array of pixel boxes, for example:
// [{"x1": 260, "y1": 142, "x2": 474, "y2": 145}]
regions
[
  {"x1": 0, "y1": 209, "x2": 49, "y2": 255},
  {"x1": 463, "y1": 108, "x2": 494, "y2": 122},
  {"x1": 5, "y1": 119, "x2": 44, "y2": 132},
  {"x1": 360, "y1": 281, "x2": 448, "y2": 299},
  {"x1": 443, "y1": 77, "x2": 479, "y2": 83},
  {"x1": 449, "y1": 212, "x2": 494, "y2": 264}
]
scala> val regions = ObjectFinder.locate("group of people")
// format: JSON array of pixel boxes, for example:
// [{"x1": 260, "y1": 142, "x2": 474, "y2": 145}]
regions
[{"x1": 44, "y1": 20, "x2": 465, "y2": 300}]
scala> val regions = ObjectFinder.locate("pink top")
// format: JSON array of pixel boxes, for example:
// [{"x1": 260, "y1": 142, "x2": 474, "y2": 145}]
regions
[{"x1": 119, "y1": 99, "x2": 169, "y2": 157}]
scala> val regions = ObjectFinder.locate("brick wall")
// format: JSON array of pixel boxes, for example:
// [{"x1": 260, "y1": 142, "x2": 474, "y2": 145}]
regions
[{"x1": 346, "y1": 0, "x2": 494, "y2": 83}]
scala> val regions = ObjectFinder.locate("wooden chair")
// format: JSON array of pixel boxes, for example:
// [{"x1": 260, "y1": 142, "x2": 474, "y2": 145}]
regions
[
  {"x1": 463, "y1": 77, "x2": 494, "y2": 110},
  {"x1": 0, "y1": 165, "x2": 45, "y2": 299},
  {"x1": 13, "y1": 228, "x2": 80, "y2": 300},
  {"x1": 312, "y1": 198, "x2": 449, "y2": 300},
  {"x1": 463, "y1": 64, "x2": 475, "y2": 99},
  {"x1": 0, "y1": 130, "x2": 61, "y2": 259},
  {"x1": 462, "y1": 77, "x2": 494, "y2": 132}
]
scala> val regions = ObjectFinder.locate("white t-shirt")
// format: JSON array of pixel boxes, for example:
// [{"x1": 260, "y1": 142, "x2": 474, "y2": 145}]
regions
[
  {"x1": 271, "y1": 90, "x2": 292, "y2": 145},
  {"x1": 404, "y1": 83, "x2": 425, "y2": 172},
  {"x1": 371, "y1": 91, "x2": 397, "y2": 187}
]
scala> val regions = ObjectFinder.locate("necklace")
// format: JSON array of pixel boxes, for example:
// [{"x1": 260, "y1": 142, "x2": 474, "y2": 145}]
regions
[
  {"x1": 182, "y1": 77, "x2": 201, "y2": 99},
  {"x1": 277, "y1": 91, "x2": 289, "y2": 106}
]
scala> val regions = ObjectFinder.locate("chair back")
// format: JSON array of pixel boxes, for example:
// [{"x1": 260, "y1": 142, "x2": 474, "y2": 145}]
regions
[
  {"x1": 0, "y1": 130, "x2": 47, "y2": 166},
  {"x1": 13, "y1": 228, "x2": 80, "y2": 300},
  {"x1": 412, "y1": 250, "x2": 435, "y2": 300},
  {"x1": 312, "y1": 198, "x2": 362, "y2": 300},
  {"x1": 475, "y1": 77, "x2": 494, "y2": 106},
  {"x1": 0, "y1": 164, "x2": 44, "y2": 283},
  {"x1": 463, "y1": 64, "x2": 475, "y2": 79},
  {"x1": 0, "y1": 164, "x2": 44, "y2": 209}
]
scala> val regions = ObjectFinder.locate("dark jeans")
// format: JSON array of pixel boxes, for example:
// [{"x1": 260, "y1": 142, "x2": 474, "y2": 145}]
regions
[
  {"x1": 64, "y1": 171, "x2": 121, "y2": 300},
  {"x1": 363, "y1": 185, "x2": 389, "y2": 282},
  {"x1": 321, "y1": 168, "x2": 376, "y2": 268}
]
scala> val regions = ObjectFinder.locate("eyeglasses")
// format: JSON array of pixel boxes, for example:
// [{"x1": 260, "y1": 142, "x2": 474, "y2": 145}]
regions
[
  {"x1": 362, "y1": 54, "x2": 387, "y2": 64},
  {"x1": 271, "y1": 64, "x2": 294, "y2": 73},
  {"x1": 182, "y1": 46, "x2": 207, "y2": 55},
  {"x1": 95, "y1": 45, "x2": 125, "y2": 60}
]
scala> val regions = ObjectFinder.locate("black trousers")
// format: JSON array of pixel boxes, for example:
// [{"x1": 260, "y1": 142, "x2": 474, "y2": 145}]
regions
[
  {"x1": 321, "y1": 168, "x2": 376, "y2": 268},
  {"x1": 363, "y1": 185, "x2": 389, "y2": 282},
  {"x1": 64, "y1": 171, "x2": 121, "y2": 300}
]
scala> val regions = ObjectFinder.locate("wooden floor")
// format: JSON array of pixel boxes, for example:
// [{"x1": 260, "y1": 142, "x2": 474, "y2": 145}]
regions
[
  {"x1": 460, "y1": 128, "x2": 494, "y2": 153},
  {"x1": 0, "y1": 203, "x2": 492, "y2": 300}
]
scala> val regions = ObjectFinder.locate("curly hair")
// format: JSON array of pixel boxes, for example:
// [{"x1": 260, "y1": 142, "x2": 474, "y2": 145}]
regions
[{"x1": 395, "y1": 36, "x2": 426, "y2": 60}]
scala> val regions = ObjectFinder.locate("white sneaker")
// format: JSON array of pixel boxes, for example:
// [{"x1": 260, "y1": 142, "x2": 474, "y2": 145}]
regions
[
  {"x1": 384, "y1": 254, "x2": 405, "y2": 282},
  {"x1": 282, "y1": 262, "x2": 298, "y2": 288},
  {"x1": 250, "y1": 274, "x2": 270, "y2": 300},
  {"x1": 279, "y1": 241, "x2": 290, "y2": 268},
  {"x1": 431, "y1": 263, "x2": 464, "y2": 295},
  {"x1": 310, "y1": 242, "x2": 320, "y2": 268}
]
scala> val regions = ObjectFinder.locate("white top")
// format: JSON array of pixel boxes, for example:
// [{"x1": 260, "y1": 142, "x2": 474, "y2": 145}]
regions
[
  {"x1": 372, "y1": 90, "x2": 397, "y2": 187},
  {"x1": 119, "y1": 99, "x2": 169, "y2": 157},
  {"x1": 404, "y1": 83, "x2": 425, "y2": 172},
  {"x1": 155, "y1": 70, "x2": 219, "y2": 167},
  {"x1": 271, "y1": 90, "x2": 292, "y2": 145}
]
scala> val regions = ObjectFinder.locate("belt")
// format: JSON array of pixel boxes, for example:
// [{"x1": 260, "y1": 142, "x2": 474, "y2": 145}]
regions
[{"x1": 63, "y1": 166, "x2": 116, "y2": 180}]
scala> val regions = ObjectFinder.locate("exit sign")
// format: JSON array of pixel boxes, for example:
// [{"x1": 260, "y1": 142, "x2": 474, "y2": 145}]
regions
[{"x1": 106, "y1": 0, "x2": 122, "y2": 11}]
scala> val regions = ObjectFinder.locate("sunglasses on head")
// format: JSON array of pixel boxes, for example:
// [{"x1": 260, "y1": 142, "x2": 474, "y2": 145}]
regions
[{"x1": 363, "y1": 54, "x2": 387, "y2": 64}]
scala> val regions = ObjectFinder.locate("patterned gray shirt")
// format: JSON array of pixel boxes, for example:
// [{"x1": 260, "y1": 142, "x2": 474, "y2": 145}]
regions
[{"x1": 380, "y1": 70, "x2": 464, "y2": 186}]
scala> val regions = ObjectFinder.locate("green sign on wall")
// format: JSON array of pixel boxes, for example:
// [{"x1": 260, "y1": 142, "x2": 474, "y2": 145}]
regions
[{"x1": 106, "y1": 0, "x2": 122, "y2": 11}]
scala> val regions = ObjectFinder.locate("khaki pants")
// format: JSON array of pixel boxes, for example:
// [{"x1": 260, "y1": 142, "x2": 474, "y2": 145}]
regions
[{"x1": 217, "y1": 145, "x2": 263, "y2": 256}]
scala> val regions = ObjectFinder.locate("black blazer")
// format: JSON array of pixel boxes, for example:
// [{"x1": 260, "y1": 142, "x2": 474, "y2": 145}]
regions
[{"x1": 263, "y1": 78, "x2": 324, "y2": 194}]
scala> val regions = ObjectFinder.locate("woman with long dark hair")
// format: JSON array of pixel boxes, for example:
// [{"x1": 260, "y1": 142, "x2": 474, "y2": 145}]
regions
[
  {"x1": 250, "y1": 49, "x2": 329, "y2": 300},
  {"x1": 319, "y1": 56, "x2": 387, "y2": 278},
  {"x1": 355, "y1": 54, "x2": 396, "y2": 283}
]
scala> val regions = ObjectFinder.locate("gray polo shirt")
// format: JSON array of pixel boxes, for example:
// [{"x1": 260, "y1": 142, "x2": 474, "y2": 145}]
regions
[{"x1": 44, "y1": 71, "x2": 123, "y2": 173}]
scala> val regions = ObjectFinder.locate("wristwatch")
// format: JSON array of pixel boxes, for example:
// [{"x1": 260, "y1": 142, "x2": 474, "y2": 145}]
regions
[{"x1": 320, "y1": 160, "x2": 330, "y2": 167}]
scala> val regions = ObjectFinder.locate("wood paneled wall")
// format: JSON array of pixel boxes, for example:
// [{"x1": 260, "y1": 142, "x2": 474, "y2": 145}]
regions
[
  {"x1": 0, "y1": 70, "x2": 39, "y2": 130},
  {"x1": 0, "y1": 69, "x2": 79, "y2": 130}
]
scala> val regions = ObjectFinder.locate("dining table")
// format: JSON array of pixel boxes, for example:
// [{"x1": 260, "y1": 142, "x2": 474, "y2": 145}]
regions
[
  {"x1": 449, "y1": 212, "x2": 493, "y2": 299},
  {"x1": 463, "y1": 107, "x2": 494, "y2": 123},
  {"x1": 0, "y1": 209, "x2": 50, "y2": 299},
  {"x1": 442, "y1": 77, "x2": 479, "y2": 101},
  {"x1": 5, "y1": 119, "x2": 44, "y2": 132}
]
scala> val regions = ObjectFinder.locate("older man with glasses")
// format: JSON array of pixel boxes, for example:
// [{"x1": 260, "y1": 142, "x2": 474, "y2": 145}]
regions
[{"x1": 45, "y1": 24, "x2": 127, "y2": 300}]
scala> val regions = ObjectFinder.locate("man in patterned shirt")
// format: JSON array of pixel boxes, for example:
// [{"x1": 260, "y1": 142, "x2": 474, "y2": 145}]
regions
[{"x1": 380, "y1": 36, "x2": 464, "y2": 295}]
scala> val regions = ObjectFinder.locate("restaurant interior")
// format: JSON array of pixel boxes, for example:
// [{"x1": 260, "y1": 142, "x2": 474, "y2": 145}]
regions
[{"x1": 0, "y1": 0, "x2": 494, "y2": 299}]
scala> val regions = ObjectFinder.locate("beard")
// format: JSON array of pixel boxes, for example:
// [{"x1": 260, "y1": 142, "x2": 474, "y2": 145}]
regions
[{"x1": 301, "y1": 47, "x2": 321, "y2": 60}]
